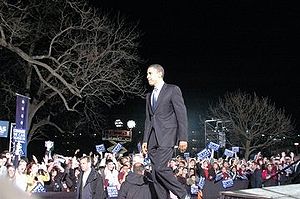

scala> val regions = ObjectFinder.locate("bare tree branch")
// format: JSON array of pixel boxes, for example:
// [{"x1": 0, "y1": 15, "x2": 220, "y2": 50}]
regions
[
  {"x1": 208, "y1": 90, "x2": 295, "y2": 160},
  {"x1": 0, "y1": 0, "x2": 146, "y2": 144}
]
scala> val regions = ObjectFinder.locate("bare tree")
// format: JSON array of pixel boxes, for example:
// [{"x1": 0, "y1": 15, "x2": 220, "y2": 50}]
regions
[
  {"x1": 208, "y1": 90, "x2": 294, "y2": 160},
  {"x1": 0, "y1": 0, "x2": 145, "y2": 143}
]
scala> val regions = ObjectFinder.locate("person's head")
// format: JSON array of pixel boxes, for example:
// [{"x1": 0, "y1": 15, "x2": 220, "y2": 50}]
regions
[
  {"x1": 105, "y1": 159, "x2": 115, "y2": 171},
  {"x1": 201, "y1": 160, "x2": 208, "y2": 168},
  {"x1": 188, "y1": 168, "x2": 195, "y2": 177},
  {"x1": 182, "y1": 167, "x2": 188, "y2": 177},
  {"x1": 0, "y1": 153, "x2": 7, "y2": 166},
  {"x1": 50, "y1": 167, "x2": 59, "y2": 178},
  {"x1": 168, "y1": 158, "x2": 178, "y2": 169},
  {"x1": 120, "y1": 165, "x2": 130, "y2": 173},
  {"x1": 221, "y1": 166, "x2": 227, "y2": 173},
  {"x1": 147, "y1": 64, "x2": 164, "y2": 87},
  {"x1": 132, "y1": 162, "x2": 145, "y2": 175},
  {"x1": 26, "y1": 162, "x2": 39, "y2": 175},
  {"x1": 120, "y1": 156, "x2": 131, "y2": 168},
  {"x1": 267, "y1": 163, "x2": 273, "y2": 171},
  {"x1": 213, "y1": 162, "x2": 220, "y2": 170},
  {"x1": 178, "y1": 160, "x2": 186, "y2": 168},
  {"x1": 80, "y1": 156, "x2": 92, "y2": 172},
  {"x1": 189, "y1": 158, "x2": 196, "y2": 168},
  {"x1": 17, "y1": 159, "x2": 27, "y2": 174},
  {"x1": 7, "y1": 165, "x2": 16, "y2": 179},
  {"x1": 223, "y1": 160, "x2": 229, "y2": 168}
]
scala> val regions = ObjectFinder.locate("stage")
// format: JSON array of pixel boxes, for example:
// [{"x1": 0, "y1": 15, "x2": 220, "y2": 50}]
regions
[{"x1": 219, "y1": 183, "x2": 300, "y2": 199}]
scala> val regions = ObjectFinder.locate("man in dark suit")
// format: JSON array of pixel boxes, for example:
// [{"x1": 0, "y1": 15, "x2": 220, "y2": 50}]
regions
[
  {"x1": 76, "y1": 156, "x2": 106, "y2": 199},
  {"x1": 142, "y1": 64, "x2": 190, "y2": 199}
]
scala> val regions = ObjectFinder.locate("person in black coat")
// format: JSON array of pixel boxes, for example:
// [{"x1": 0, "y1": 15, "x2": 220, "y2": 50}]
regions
[
  {"x1": 118, "y1": 162, "x2": 153, "y2": 199},
  {"x1": 76, "y1": 156, "x2": 106, "y2": 199},
  {"x1": 142, "y1": 64, "x2": 190, "y2": 199},
  {"x1": 249, "y1": 161, "x2": 262, "y2": 188}
]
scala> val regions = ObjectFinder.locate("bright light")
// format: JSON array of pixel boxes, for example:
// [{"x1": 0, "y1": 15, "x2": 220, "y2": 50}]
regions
[
  {"x1": 295, "y1": 143, "x2": 299, "y2": 146},
  {"x1": 127, "y1": 120, "x2": 136, "y2": 129},
  {"x1": 115, "y1": 119, "x2": 123, "y2": 128}
]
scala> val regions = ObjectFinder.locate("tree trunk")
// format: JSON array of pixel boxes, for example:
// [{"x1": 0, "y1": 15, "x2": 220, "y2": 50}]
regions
[{"x1": 245, "y1": 140, "x2": 251, "y2": 160}]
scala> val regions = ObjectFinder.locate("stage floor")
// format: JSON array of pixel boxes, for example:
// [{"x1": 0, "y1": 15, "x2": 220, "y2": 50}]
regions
[{"x1": 220, "y1": 183, "x2": 300, "y2": 199}]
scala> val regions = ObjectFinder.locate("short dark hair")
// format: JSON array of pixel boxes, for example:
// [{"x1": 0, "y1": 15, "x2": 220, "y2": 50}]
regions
[
  {"x1": 80, "y1": 155, "x2": 91, "y2": 163},
  {"x1": 133, "y1": 162, "x2": 144, "y2": 175},
  {"x1": 148, "y1": 64, "x2": 165, "y2": 78}
]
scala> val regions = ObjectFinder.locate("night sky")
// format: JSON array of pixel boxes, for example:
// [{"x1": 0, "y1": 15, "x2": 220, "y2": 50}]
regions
[
  {"x1": 2, "y1": 1, "x2": 300, "y2": 157},
  {"x1": 92, "y1": 1, "x2": 300, "y2": 134}
]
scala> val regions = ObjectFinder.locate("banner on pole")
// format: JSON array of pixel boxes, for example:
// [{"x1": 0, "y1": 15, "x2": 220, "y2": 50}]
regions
[{"x1": 14, "y1": 94, "x2": 30, "y2": 157}]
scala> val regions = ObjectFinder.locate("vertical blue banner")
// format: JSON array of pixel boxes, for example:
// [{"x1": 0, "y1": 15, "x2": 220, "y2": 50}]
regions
[{"x1": 14, "y1": 94, "x2": 30, "y2": 157}]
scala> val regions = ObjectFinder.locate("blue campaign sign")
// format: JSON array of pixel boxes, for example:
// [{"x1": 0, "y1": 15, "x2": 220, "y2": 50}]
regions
[
  {"x1": 0, "y1": 120, "x2": 9, "y2": 138},
  {"x1": 224, "y1": 149, "x2": 234, "y2": 157},
  {"x1": 107, "y1": 186, "x2": 118, "y2": 197},
  {"x1": 31, "y1": 182, "x2": 46, "y2": 193},
  {"x1": 190, "y1": 184, "x2": 199, "y2": 194},
  {"x1": 112, "y1": 143, "x2": 122, "y2": 154},
  {"x1": 95, "y1": 144, "x2": 106, "y2": 153},
  {"x1": 222, "y1": 179, "x2": 234, "y2": 189},
  {"x1": 198, "y1": 176, "x2": 206, "y2": 190},
  {"x1": 184, "y1": 152, "x2": 190, "y2": 159},
  {"x1": 232, "y1": 146, "x2": 240, "y2": 153},
  {"x1": 208, "y1": 141, "x2": 220, "y2": 151},
  {"x1": 13, "y1": 128, "x2": 26, "y2": 143},
  {"x1": 197, "y1": 149, "x2": 211, "y2": 160}
]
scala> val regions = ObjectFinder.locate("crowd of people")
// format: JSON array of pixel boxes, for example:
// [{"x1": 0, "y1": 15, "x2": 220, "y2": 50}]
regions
[{"x1": 0, "y1": 146, "x2": 299, "y2": 199}]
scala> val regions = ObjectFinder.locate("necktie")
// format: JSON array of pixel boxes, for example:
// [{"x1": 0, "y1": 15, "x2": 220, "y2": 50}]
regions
[{"x1": 152, "y1": 88, "x2": 158, "y2": 110}]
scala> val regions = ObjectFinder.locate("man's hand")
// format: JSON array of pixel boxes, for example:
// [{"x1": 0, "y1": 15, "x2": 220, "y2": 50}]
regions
[
  {"x1": 178, "y1": 141, "x2": 188, "y2": 153},
  {"x1": 142, "y1": 143, "x2": 148, "y2": 155}
]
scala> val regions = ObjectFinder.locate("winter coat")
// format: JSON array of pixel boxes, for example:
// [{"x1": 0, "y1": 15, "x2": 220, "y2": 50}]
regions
[
  {"x1": 117, "y1": 172, "x2": 152, "y2": 199},
  {"x1": 76, "y1": 167, "x2": 106, "y2": 199}
]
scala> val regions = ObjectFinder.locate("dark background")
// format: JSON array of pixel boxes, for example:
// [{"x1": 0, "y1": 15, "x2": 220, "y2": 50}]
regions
[
  {"x1": 2, "y1": 0, "x2": 300, "y2": 157},
  {"x1": 93, "y1": 1, "x2": 300, "y2": 138}
]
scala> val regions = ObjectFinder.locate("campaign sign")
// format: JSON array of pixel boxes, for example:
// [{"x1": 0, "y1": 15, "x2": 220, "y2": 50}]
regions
[
  {"x1": 232, "y1": 146, "x2": 240, "y2": 153},
  {"x1": 197, "y1": 149, "x2": 211, "y2": 160},
  {"x1": 13, "y1": 128, "x2": 26, "y2": 143},
  {"x1": 107, "y1": 186, "x2": 118, "y2": 197},
  {"x1": 184, "y1": 152, "x2": 190, "y2": 159},
  {"x1": 31, "y1": 182, "x2": 46, "y2": 193},
  {"x1": 198, "y1": 176, "x2": 205, "y2": 190},
  {"x1": 112, "y1": 143, "x2": 122, "y2": 154},
  {"x1": 0, "y1": 120, "x2": 9, "y2": 138},
  {"x1": 224, "y1": 149, "x2": 234, "y2": 157},
  {"x1": 222, "y1": 179, "x2": 234, "y2": 189},
  {"x1": 45, "y1": 140, "x2": 54, "y2": 151},
  {"x1": 143, "y1": 157, "x2": 151, "y2": 166},
  {"x1": 96, "y1": 144, "x2": 106, "y2": 153},
  {"x1": 208, "y1": 141, "x2": 220, "y2": 151},
  {"x1": 190, "y1": 184, "x2": 199, "y2": 194}
]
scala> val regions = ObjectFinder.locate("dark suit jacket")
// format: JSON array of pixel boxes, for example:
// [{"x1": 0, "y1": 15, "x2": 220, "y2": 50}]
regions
[
  {"x1": 143, "y1": 83, "x2": 188, "y2": 147},
  {"x1": 76, "y1": 167, "x2": 106, "y2": 199}
]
